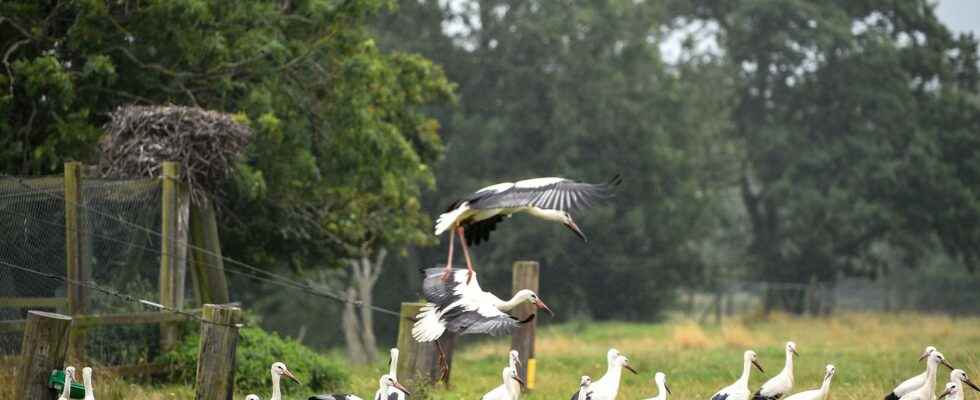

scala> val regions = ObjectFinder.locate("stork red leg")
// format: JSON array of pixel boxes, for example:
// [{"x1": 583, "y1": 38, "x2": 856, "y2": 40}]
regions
[
  {"x1": 435, "y1": 339, "x2": 450, "y2": 382},
  {"x1": 441, "y1": 228, "x2": 456, "y2": 282},
  {"x1": 456, "y1": 227, "x2": 475, "y2": 284}
]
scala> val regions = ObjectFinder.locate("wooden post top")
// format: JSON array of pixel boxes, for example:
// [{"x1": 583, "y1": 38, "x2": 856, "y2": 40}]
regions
[
  {"x1": 202, "y1": 304, "x2": 242, "y2": 324},
  {"x1": 26, "y1": 310, "x2": 73, "y2": 321}
]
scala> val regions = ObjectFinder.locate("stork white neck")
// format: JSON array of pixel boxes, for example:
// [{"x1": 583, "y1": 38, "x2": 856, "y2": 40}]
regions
[
  {"x1": 652, "y1": 374, "x2": 668, "y2": 400},
  {"x1": 497, "y1": 291, "x2": 532, "y2": 311},
  {"x1": 525, "y1": 207, "x2": 565, "y2": 222},
  {"x1": 781, "y1": 347, "x2": 795, "y2": 384},
  {"x1": 82, "y1": 367, "x2": 94, "y2": 400},
  {"x1": 271, "y1": 371, "x2": 282, "y2": 400},
  {"x1": 738, "y1": 354, "x2": 754, "y2": 385},
  {"x1": 505, "y1": 368, "x2": 521, "y2": 399}
]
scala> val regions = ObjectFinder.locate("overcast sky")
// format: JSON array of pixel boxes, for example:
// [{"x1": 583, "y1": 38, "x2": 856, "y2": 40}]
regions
[{"x1": 935, "y1": 0, "x2": 979, "y2": 36}]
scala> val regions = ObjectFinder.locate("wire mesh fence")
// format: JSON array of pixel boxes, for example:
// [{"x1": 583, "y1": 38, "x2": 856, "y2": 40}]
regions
[{"x1": 0, "y1": 174, "x2": 166, "y2": 368}]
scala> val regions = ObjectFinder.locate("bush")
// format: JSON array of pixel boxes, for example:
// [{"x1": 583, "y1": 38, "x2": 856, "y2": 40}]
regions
[{"x1": 159, "y1": 326, "x2": 348, "y2": 395}]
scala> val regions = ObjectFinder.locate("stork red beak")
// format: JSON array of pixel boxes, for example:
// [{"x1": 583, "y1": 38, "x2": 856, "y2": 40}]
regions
[
  {"x1": 564, "y1": 220, "x2": 587, "y2": 242},
  {"x1": 534, "y1": 299, "x2": 555, "y2": 317},
  {"x1": 283, "y1": 367, "x2": 301, "y2": 384},
  {"x1": 966, "y1": 378, "x2": 980, "y2": 393},
  {"x1": 393, "y1": 381, "x2": 411, "y2": 395},
  {"x1": 752, "y1": 360, "x2": 764, "y2": 373}
]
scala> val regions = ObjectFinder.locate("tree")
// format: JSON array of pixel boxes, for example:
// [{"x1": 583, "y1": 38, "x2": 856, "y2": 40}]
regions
[
  {"x1": 376, "y1": 0, "x2": 736, "y2": 320},
  {"x1": 676, "y1": 0, "x2": 980, "y2": 312},
  {"x1": 1, "y1": 0, "x2": 454, "y2": 347}
]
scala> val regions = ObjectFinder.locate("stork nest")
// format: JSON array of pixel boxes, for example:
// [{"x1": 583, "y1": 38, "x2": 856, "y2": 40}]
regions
[{"x1": 99, "y1": 105, "x2": 252, "y2": 205}]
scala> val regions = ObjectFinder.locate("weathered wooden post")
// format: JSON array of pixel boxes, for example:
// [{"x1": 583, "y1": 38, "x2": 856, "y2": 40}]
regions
[
  {"x1": 160, "y1": 161, "x2": 189, "y2": 352},
  {"x1": 195, "y1": 304, "x2": 242, "y2": 400},
  {"x1": 14, "y1": 311, "x2": 73, "y2": 400},
  {"x1": 510, "y1": 260, "x2": 539, "y2": 391},
  {"x1": 64, "y1": 161, "x2": 89, "y2": 362},
  {"x1": 189, "y1": 197, "x2": 230, "y2": 305},
  {"x1": 396, "y1": 302, "x2": 454, "y2": 389}
]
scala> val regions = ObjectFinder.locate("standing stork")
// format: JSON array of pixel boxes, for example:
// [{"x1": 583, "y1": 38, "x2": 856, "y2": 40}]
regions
[
  {"x1": 710, "y1": 350, "x2": 764, "y2": 400},
  {"x1": 82, "y1": 367, "x2": 95, "y2": 400},
  {"x1": 482, "y1": 367, "x2": 525, "y2": 400},
  {"x1": 940, "y1": 382, "x2": 961, "y2": 400},
  {"x1": 898, "y1": 351, "x2": 955, "y2": 400},
  {"x1": 509, "y1": 350, "x2": 523, "y2": 378},
  {"x1": 57, "y1": 366, "x2": 76, "y2": 400},
  {"x1": 413, "y1": 268, "x2": 552, "y2": 342},
  {"x1": 782, "y1": 365, "x2": 836, "y2": 400},
  {"x1": 385, "y1": 348, "x2": 400, "y2": 399},
  {"x1": 754, "y1": 341, "x2": 800, "y2": 400},
  {"x1": 569, "y1": 350, "x2": 638, "y2": 400},
  {"x1": 435, "y1": 175, "x2": 621, "y2": 282},
  {"x1": 885, "y1": 346, "x2": 952, "y2": 400},
  {"x1": 642, "y1": 372, "x2": 671, "y2": 400},
  {"x1": 267, "y1": 362, "x2": 301, "y2": 400},
  {"x1": 948, "y1": 369, "x2": 980, "y2": 398}
]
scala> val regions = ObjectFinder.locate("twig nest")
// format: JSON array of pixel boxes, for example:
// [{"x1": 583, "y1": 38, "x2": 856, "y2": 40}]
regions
[{"x1": 99, "y1": 105, "x2": 251, "y2": 204}]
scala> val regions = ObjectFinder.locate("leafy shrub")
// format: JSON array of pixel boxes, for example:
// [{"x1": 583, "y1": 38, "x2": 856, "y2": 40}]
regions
[{"x1": 159, "y1": 326, "x2": 348, "y2": 395}]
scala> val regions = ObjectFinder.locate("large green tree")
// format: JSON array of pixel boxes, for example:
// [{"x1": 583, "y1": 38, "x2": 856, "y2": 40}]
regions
[
  {"x1": 677, "y1": 0, "x2": 980, "y2": 312},
  {"x1": 376, "y1": 0, "x2": 736, "y2": 320},
  {"x1": 1, "y1": 0, "x2": 454, "y2": 346}
]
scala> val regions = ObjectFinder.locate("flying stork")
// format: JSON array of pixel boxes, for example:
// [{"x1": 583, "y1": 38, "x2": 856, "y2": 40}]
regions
[
  {"x1": 781, "y1": 365, "x2": 835, "y2": 400},
  {"x1": 753, "y1": 341, "x2": 800, "y2": 400},
  {"x1": 435, "y1": 175, "x2": 621, "y2": 282},
  {"x1": 413, "y1": 268, "x2": 553, "y2": 342},
  {"x1": 710, "y1": 350, "x2": 765, "y2": 400}
]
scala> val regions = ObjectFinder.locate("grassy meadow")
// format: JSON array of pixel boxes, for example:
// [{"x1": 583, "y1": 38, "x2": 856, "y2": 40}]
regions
[{"x1": 11, "y1": 313, "x2": 980, "y2": 399}]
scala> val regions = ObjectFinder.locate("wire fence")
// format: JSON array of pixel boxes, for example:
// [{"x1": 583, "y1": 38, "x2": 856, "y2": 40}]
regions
[{"x1": 0, "y1": 172, "x2": 401, "y2": 372}]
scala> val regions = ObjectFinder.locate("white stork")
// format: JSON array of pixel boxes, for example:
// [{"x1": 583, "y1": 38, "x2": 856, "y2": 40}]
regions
[
  {"x1": 266, "y1": 362, "x2": 300, "y2": 400},
  {"x1": 754, "y1": 341, "x2": 800, "y2": 400},
  {"x1": 569, "y1": 350, "x2": 638, "y2": 400},
  {"x1": 246, "y1": 395, "x2": 261, "y2": 400},
  {"x1": 385, "y1": 348, "x2": 400, "y2": 398},
  {"x1": 947, "y1": 369, "x2": 980, "y2": 398},
  {"x1": 434, "y1": 175, "x2": 621, "y2": 281},
  {"x1": 509, "y1": 349, "x2": 523, "y2": 378},
  {"x1": 57, "y1": 366, "x2": 76, "y2": 400},
  {"x1": 642, "y1": 372, "x2": 671, "y2": 400},
  {"x1": 413, "y1": 268, "x2": 552, "y2": 342},
  {"x1": 482, "y1": 367, "x2": 525, "y2": 400},
  {"x1": 82, "y1": 367, "x2": 95, "y2": 400},
  {"x1": 940, "y1": 382, "x2": 961, "y2": 400},
  {"x1": 710, "y1": 350, "x2": 765, "y2": 400},
  {"x1": 374, "y1": 374, "x2": 409, "y2": 400},
  {"x1": 898, "y1": 351, "x2": 955, "y2": 400},
  {"x1": 885, "y1": 346, "x2": 952, "y2": 400},
  {"x1": 781, "y1": 365, "x2": 835, "y2": 400},
  {"x1": 577, "y1": 376, "x2": 595, "y2": 400}
]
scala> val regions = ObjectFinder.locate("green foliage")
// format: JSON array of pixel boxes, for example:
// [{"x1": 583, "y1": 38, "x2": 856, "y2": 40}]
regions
[{"x1": 158, "y1": 325, "x2": 348, "y2": 395}]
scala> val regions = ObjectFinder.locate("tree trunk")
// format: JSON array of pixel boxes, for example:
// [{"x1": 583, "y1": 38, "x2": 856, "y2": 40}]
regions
[{"x1": 342, "y1": 287, "x2": 367, "y2": 365}]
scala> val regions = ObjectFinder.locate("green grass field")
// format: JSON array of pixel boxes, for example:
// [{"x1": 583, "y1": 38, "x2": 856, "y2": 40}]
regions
[{"x1": 29, "y1": 313, "x2": 980, "y2": 399}]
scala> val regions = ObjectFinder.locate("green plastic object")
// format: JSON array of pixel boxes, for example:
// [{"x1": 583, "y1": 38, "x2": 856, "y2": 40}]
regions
[{"x1": 48, "y1": 369, "x2": 87, "y2": 399}]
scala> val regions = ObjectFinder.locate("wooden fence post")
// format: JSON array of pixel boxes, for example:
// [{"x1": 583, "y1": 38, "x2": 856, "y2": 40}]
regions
[
  {"x1": 189, "y1": 198, "x2": 230, "y2": 305},
  {"x1": 160, "y1": 161, "x2": 189, "y2": 352},
  {"x1": 195, "y1": 304, "x2": 242, "y2": 400},
  {"x1": 510, "y1": 260, "x2": 539, "y2": 391},
  {"x1": 64, "y1": 161, "x2": 89, "y2": 362},
  {"x1": 14, "y1": 311, "x2": 73, "y2": 400},
  {"x1": 396, "y1": 302, "x2": 454, "y2": 389}
]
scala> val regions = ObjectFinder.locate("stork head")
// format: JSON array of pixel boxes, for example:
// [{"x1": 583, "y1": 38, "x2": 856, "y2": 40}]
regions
[
  {"x1": 504, "y1": 367, "x2": 525, "y2": 389},
  {"x1": 616, "y1": 355, "x2": 638, "y2": 375},
  {"x1": 920, "y1": 345, "x2": 938, "y2": 361},
  {"x1": 607, "y1": 348, "x2": 621, "y2": 365},
  {"x1": 929, "y1": 351, "x2": 955, "y2": 371},
  {"x1": 941, "y1": 383, "x2": 960, "y2": 400},
  {"x1": 509, "y1": 349, "x2": 522, "y2": 369},
  {"x1": 271, "y1": 362, "x2": 301, "y2": 384},
  {"x1": 654, "y1": 372, "x2": 671, "y2": 394},
  {"x1": 952, "y1": 369, "x2": 980, "y2": 392},
  {"x1": 559, "y1": 212, "x2": 588, "y2": 242},
  {"x1": 786, "y1": 341, "x2": 800, "y2": 357},
  {"x1": 380, "y1": 374, "x2": 410, "y2": 395},
  {"x1": 745, "y1": 350, "x2": 764, "y2": 373},
  {"x1": 580, "y1": 375, "x2": 592, "y2": 388},
  {"x1": 515, "y1": 289, "x2": 554, "y2": 317},
  {"x1": 245, "y1": 395, "x2": 261, "y2": 400},
  {"x1": 64, "y1": 366, "x2": 77, "y2": 382},
  {"x1": 824, "y1": 364, "x2": 836, "y2": 381}
]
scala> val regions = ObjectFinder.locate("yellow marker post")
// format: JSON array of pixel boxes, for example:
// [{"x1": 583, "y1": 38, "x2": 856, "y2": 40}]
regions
[{"x1": 527, "y1": 358, "x2": 537, "y2": 390}]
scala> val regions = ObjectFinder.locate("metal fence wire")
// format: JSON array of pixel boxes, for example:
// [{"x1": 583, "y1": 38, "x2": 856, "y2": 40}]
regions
[{"x1": 0, "y1": 175, "x2": 164, "y2": 366}]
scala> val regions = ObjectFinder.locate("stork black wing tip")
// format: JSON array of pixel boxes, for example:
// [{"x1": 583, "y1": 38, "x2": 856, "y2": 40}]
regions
[{"x1": 608, "y1": 173, "x2": 623, "y2": 186}]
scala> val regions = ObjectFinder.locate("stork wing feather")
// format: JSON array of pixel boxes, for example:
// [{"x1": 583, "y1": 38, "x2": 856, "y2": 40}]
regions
[
  {"x1": 470, "y1": 175, "x2": 620, "y2": 212},
  {"x1": 445, "y1": 310, "x2": 525, "y2": 336}
]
